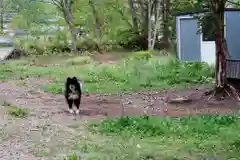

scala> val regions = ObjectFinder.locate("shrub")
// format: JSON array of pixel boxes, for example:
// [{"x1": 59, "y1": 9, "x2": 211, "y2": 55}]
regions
[
  {"x1": 116, "y1": 29, "x2": 143, "y2": 50},
  {"x1": 77, "y1": 38, "x2": 99, "y2": 52},
  {"x1": 13, "y1": 31, "x2": 71, "y2": 56},
  {"x1": 15, "y1": 34, "x2": 121, "y2": 55}
]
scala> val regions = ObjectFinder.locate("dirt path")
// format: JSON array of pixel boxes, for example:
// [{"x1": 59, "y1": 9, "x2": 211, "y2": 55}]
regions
[{"x1": 0, "y1": 80, "x2": 239, "y2": 159}]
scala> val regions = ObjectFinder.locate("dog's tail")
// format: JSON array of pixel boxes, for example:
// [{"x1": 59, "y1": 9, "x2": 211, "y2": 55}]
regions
[{"x1": 78, "y1": 79, "x2": 84, "y2": 92}]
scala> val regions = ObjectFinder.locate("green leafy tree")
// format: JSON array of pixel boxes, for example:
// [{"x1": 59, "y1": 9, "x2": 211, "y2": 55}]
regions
[
  {"x1": 8, "y1": 0, "x2": 55, "y2": 30},
  {"x1": 48, "y1": 0, "x2": 77, "y2": 52}
]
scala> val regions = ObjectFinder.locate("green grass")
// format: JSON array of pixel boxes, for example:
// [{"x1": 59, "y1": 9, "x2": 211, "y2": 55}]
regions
[
  {"x1": 63, "y1": 153, "x2": 80, "y2": 160},
  {"x1": 2, "y1": 101, "x2": 28, "y2": 118},
  {"x1": 7, "y1": 105, "x2": 28, "y2": 118},
  {"x1": 70, "y1": 115, "x2": 240, "y2": 160},
  {"x1": 66, "y1": 56, "x2": 95, "y2": 66},
  {"x1": 0, "y1": 54, "x2": 214, "y2": 94}
]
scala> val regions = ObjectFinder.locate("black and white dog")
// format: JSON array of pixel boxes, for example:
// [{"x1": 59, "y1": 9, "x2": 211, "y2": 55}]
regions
[{"x1": 64, "y1": 76, "x2": 83, "y2": 114}]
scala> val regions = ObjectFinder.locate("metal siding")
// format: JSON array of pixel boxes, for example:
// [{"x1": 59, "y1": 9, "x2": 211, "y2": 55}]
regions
[
  {"x1": 226, "y1": 59, "x2": 240, "y2": 79},
  {"x1": 179, "y1": 18, "x2": 201, "y2": 61},
  {"x1": 225, "y1": 11, "x2": 240, "y2": 59}
]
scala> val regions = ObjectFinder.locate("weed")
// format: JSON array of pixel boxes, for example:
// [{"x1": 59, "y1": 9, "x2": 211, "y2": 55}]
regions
[
  {"x1": 7, "y1": 105, "x2": 28, "y2": 118},
  {"x1": 130, "y1": 50, "x2": 152, "y2": 60},
  {"x1": 66, "y1": 56, "x2": 94, "y2": 66},
  {"x1": 231, "y1": 139, "x2": 240, "y2": 151},
  {"x1": 15, "y1": 81, "x2": 26, "y2": 86},
  {"x1": 63, "y1": 153, "x2": 81, "y2": 160}
]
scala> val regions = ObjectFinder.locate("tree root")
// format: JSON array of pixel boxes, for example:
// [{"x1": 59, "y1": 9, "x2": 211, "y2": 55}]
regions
[{"x1": 204, "y1": 84, "x2": 240, "y2": 101}]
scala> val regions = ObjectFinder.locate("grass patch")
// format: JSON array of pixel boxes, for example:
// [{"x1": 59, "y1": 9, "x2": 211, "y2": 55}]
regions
[
  {"x1": 92, "y1": 115, "x2": 239, "y2": 137},
  {"x1": 41, "y1": 83, "x2": 64, "y2": 94},
  {"x1": 63, "y1": 153, "x2": 80, "y2": 160},
  {"x1": 0, "y1": 54, "x2": 214, "y2": 93},
  {"x1": 66, "y1": 56, "x2": 95, "y2": 66},
  {"x1": 5, "y1": 103, "x2": 28, "y2": 118},
  {"x1": 80, "y1": 115, "x2": 240, "y2": 160}
]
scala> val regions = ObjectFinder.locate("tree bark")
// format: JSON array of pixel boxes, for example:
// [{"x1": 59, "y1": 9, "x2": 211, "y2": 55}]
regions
[
  {"x1": 65, "y1": 0, "x2": 77, "y2": 52},
  {"x1": 148, "y1": 0, "x2": 152, "y2": 50},
  {"x1": 150, "y1": 0, "x2": 161, "y2": 50},
  {"x1": 128, "y1": 0, "x2": 138, "y2": 32},
  {"x1": 161, "y1": 0, "x2": 171, "y2": 49},
  {"x1": 0, "y1": 0, "x2": 3, "y2": 33},
  {"x1": 89, "y1": 0, "x2": 103, "y2": 53},
  {"x1": 64, "y1": 12, "x2": 77, "y2": 52},
  {"x1": 140, "y1": 0, "x2": 148, "y2": 36},
  {"x1": 213, "y1": 0, "x2": 228, "y2": 91},
  {"x1": 89, "y1": 0, "x2": 102, "y2": 39}
]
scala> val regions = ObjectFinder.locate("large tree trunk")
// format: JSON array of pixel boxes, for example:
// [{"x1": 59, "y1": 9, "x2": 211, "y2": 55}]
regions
[
  {"x1": 214, "y1": 0, "x2": 228, "y2": 91},
  {"x1": 147, "y1": 0, "x2": 152, "y2": 50},
  {"x1": 128, "y1": 0, "x2": 138, "y2": 32},
  {"x1": 89, "y1": 0, "x2": 103, "y2": 53},
  {"x1": 65, "y1": 17, "x2": 77, "y2": 52},
  {"x1": 140, "y1": 0, "x2": 149, "y2": 36},
  {"x1": 150, "y1": 0, "x2": 161, "y2": 50},
  {"x1": 69, "y1": 26, "x2": 77, "y2": 52},
  {"x1": 63, "y1": 0, "x2": 77, "y2": 52},
  {"x1": 0, "y1": 0, "x2": 3, "y2": 33},
  {"x1": 89, "y1": 0, "x2": 102, "y2": 39},
  {"x1": 160, "y1": 0, "x2": 171, "y2": 49}
]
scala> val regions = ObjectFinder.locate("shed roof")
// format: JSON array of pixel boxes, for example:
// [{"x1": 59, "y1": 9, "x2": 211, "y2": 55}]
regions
[{"x1": 174, "y1": 8, "x2": 240, "y2": 16}]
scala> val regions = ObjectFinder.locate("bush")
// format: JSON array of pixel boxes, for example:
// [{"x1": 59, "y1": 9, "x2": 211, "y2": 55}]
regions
[
  {"x1": 116, "y1": 29, "x2": 144, "y2": 50},
  {"x1": 14, "y1": 33, "x2": 122, "y2": 55},
  {"x1": 77, "y1": 38, "x2": 99, "y2": 52},
  {"x1": 14, "y1": 33, "x2": 71, "y2": 56}
]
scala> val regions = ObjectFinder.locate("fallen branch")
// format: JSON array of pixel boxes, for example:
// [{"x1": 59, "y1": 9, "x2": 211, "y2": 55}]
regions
[{"x1": 166, "y1": 97, "x2": 192, "y2": 104}]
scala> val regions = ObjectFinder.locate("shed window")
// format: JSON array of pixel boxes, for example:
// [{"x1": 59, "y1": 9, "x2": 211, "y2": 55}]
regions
[{"x1": 202, "y1": 17, "x2": 216, "y2": 41}]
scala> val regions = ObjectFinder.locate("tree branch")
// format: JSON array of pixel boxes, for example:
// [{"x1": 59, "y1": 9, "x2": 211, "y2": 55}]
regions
[
  {"x1": 48, "y1": 0, "x2": 63, "y2": 10},
  {"x1": 226, "y1": 0, "x2": 240, "y2": 6},
  {"x1": 111, "y1": 4, "x2": 132, "y2": 28}
]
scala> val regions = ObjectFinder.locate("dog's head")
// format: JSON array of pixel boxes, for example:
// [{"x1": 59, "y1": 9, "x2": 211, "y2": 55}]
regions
[{"x1": 66, "y1": 77, "x2": 79, "y2": 92}]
